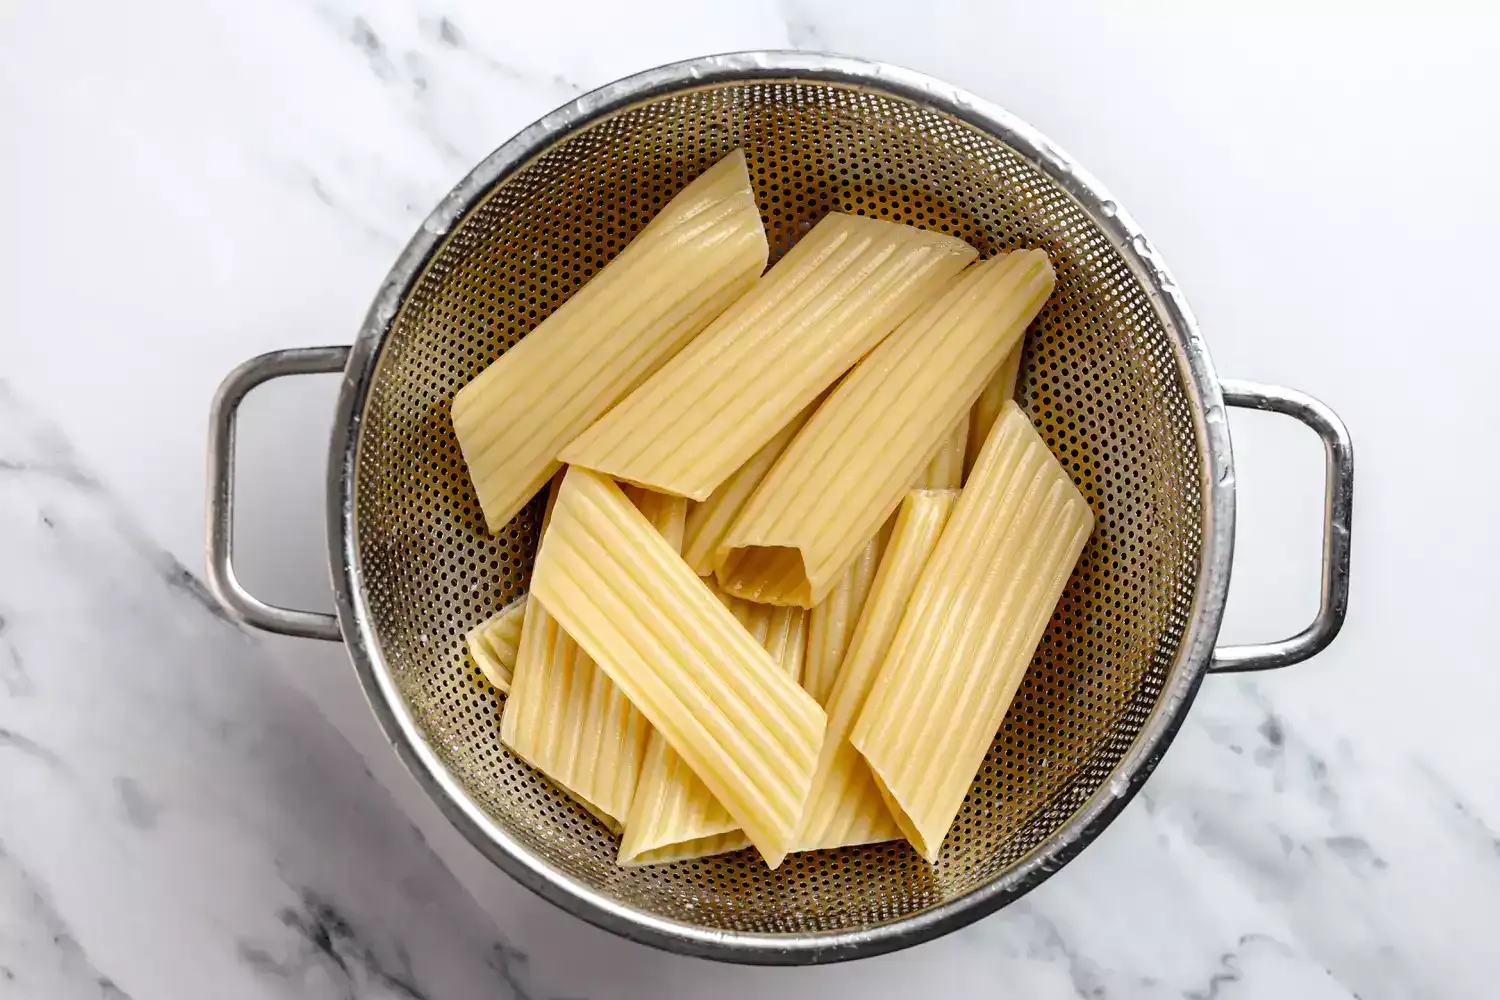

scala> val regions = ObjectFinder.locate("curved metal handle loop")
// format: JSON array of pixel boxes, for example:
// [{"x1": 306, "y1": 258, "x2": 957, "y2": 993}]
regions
[
  {"x1": 1211, "y1": 380, "x2": 1353, "y2": 672},
  {"x1": 205, "y1": 347, "x2": 351, "y2": 641}
]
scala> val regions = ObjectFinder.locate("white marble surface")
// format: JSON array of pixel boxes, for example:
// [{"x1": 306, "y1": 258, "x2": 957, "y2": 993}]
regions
[{"x1": 2, "y1": 1, "x2": 1498, "y2": 997}]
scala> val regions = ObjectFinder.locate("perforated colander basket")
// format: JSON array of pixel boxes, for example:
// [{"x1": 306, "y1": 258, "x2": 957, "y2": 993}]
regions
[{"x1": 206, "y1": 53, "x2": 1353, "y2": 964}]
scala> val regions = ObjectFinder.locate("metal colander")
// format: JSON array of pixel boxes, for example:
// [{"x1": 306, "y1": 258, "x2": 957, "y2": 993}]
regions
[{"x1": 206, "y1": 53, "x2": 1353, "y2": 964}]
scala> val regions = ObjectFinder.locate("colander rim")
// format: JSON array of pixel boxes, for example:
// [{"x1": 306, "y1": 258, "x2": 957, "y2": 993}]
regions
[{"x1": 325, "y1": 50, "x2": 1236, "y2": 965}]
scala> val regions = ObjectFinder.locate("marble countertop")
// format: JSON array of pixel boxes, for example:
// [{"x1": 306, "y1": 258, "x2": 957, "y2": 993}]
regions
[{"x1": 3, "y1": 2, "x2": 1498, "y2": 997}]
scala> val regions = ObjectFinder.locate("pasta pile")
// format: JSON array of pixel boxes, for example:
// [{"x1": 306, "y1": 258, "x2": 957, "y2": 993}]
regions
[{"x1": 456, "y1": 150, "x2": 1093, "y2": 868}]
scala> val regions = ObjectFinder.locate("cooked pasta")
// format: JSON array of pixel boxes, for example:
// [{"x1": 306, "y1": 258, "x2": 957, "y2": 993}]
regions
[
  {"x1": 620, "y1": 588, "x2": 806, "y2": 866},
  {"x1": 725, "y1": 593, "x2": 809, "y2": 686},
  {"x1": 561, "y1": 214, "x2": 977, "y2": 501},
  {"x1": 625, "y1": 485, "x2": 689, "y2": 554},
  {"x1": 916, "y1": 417, "x2": 967, "y2": 490},
  {"x1": 628, "y1": 832, "x2": 752, "y2": 866},
  {"x1": 620, "y1": 733, "x2": 743, "y2": 865},
  {"x1": 680, "y1": 395, "x2": 822, "y2": 577},
  {"x1": 529, "y1": 467, "x2": 825, "y2": 868},
  {"x1": 801, "y1": 526, "x2": 889, "y2": 707},
  {"x1": 850, "y1": 403, "x2": 1093, "y2": 861},
  {"x1": 798, "y1": 490, "x2": 956, "y2": 852},
  {"x1": 452, "y1": 150, "x2": 768, "y2": 532},
  {"x1": 964, "y1": 339, "x2": 1025, "y2": 479},
  {"x1": 498, "y1": 484, "x2": 684, "y2": 831},
  {"x1": 717, "y1": 250, "x2": 1056, "y2": 607},
  {"x1": 466, "y1": 594, "x2": 527, "y2": 693},
  {"x1": 451, "y1": 197, "x2": 1094, "y2": 872}
]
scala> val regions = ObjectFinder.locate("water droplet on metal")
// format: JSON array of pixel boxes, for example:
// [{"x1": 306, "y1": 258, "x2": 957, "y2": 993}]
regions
[{"x1": 1039, "y1": 140, "x2": 1073, "y2": 173}]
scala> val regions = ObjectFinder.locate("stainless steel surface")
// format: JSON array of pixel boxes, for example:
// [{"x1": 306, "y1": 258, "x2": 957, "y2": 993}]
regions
[
  {"x1": 206, "y1": 346, "x2": 348, "y2": 641},
  {"x1": 205, "y1": 52, "x2": 1353, "y2": 963},
  {"x1": 330, "y1": 51, "x2": 1232, "y2": 962},
  {"x1": 1210, "y1": 380, "x2": 1354, "y2": 673}
]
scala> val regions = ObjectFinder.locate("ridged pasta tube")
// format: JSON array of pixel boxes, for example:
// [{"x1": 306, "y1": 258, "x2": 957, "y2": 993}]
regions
[
  {"x1": 964, "y1": 340, "x2": 1025, "y2": 479},
  {"x1": 797, "y1": 490, "x2": 955, "y2": 852},
  {"x1": 498, "y1": 485, "x2": 684, "y2": 831},
  {"x1": 850, "y1": 403, "x2": 1093, "y2": 861},
  {"x1": 561, "y1": 214, "x2": 977, "y2": 501},
  {"x1": 718, "y1": 250, "x2": 1056, "y2": 607},
  {"x1": 465, "y1": 595, "x2": 527, "y2": 693},
  {"x1": 453, "y1": 150, "x2": 768, "y2": 532},
  {"x1": 680, "y1": 395, "x2": 822, "y2": 577},
  {"x1": 529, "y1": 468, "x2": 826, "y2": 868},
  {"x1": 801, "y1": 526, "x2": 888, "y2": 708},
  {"x1": 620, "y1": 589, "x2": 806, "y2": 866},
  {"x1": 916, "y1": 417, "x2": 967, "y2": 490}
]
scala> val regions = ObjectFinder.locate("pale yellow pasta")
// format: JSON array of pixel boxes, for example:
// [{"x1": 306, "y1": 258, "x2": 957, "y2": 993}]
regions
[
  {"x1": 561, "y1": 214, "x2": 977, "y2": 501},
  {"x1": 850, "y1": 403, "x2": 1093, "y2": 861},
  {"x1": 629, "y1": 832, "x2": 752, "y2": 866},
  {"x1": 915, "y1": 417, "x2": 967, "y2": 490},
  {"x1": 452, "y1": 150, "x2": 768, "y2": 532},
  {"x1": 625, "y1": 485, "x2": 689, "y2": 554},
  {"x1": 529, "y1": 468, "x2": 825, "y2": 868},
  {"x1": 801, "y1": 527, "x2": 888, "y2": 707},
  {"x1": 680, "y1": 395, "x2": 822, "y2": 577},
  {"x1": 466, "y1": 594, "x2": 528, "y2": 693},
  {"x1": 499, "y1": 605, "x2": 639, "y2": 833},
  {"x1": 499, "y1": 484, "x2": 685, "y2": 831},
  {"x1": 619, "y1": 588, "x2": 806, "y2": 866},
  {"x1": 964, "y1": 339, "x2": 1025, "y2": 479},
  {"x1": 718, "y1": 250, "x2": 1056, "y2": 607},
  {"x1": 725, "y1": 593, "x2": 809, "y2": 687},
  {"x1": 798, "y1": 490, "x2": 956, "y2": 853},
  {"x1": 621, "y1": 730, "x2": 752, "y2": 865}
]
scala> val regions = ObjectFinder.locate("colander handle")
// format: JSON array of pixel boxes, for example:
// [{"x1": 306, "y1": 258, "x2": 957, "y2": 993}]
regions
[
  {"x1": 1211, "y1": 380, "x2": 1353, "y2": 673},
  {"x1": 205, "y1": 346, "x2": 350, "y2": 642}
]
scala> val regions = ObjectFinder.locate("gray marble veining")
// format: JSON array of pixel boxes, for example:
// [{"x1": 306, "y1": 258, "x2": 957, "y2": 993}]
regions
[
  {"x1": 0, "y1": 390, "x2": 549, "y2": 999},
  {"x1": 2, "y1": 0, "x2": 1498, "y2": 996}
]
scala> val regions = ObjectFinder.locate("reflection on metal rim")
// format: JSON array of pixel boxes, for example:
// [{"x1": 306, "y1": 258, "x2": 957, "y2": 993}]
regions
[{"x1": 324, "y1": 51, "x2": 1235, "y2": 964}]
